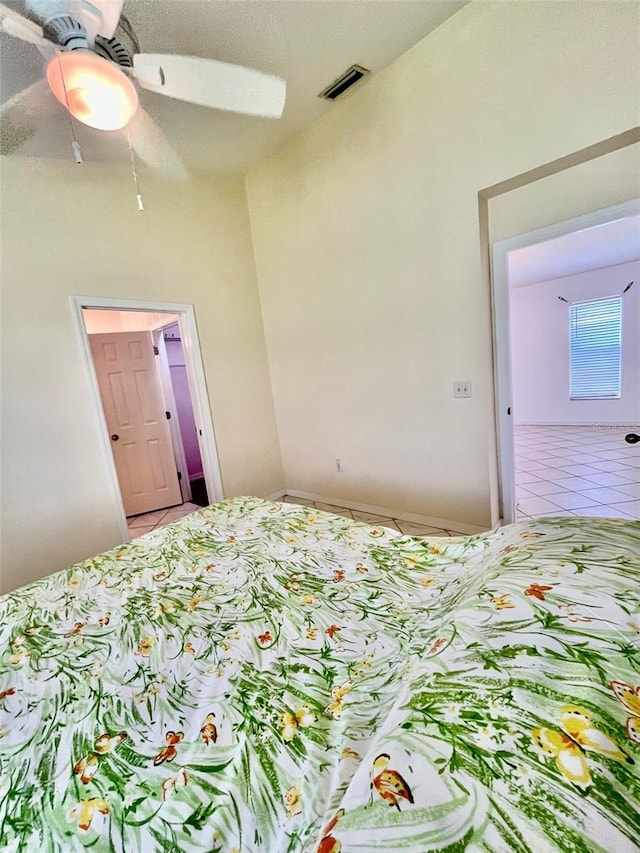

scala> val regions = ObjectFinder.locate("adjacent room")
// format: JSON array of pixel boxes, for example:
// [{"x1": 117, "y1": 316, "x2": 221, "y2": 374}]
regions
[
  {"x1": 507, "y1": 218, "x2": 640, "y2": 521},
  {"x1": 1, "y1": 1, "x2": 639, "y2": 851},
  {"x1": 81, "y1": 307, "x2": 209, "y2": 535}
]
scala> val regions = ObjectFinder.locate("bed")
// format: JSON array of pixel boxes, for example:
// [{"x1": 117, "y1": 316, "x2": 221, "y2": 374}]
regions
[{"x1": 1, "y1": 496, "x2": 639, "y2": 852}]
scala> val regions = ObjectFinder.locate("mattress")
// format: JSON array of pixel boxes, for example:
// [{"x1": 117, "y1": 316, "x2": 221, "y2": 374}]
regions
[{"x1": 0, "y1": 496, "x2": 639, "y2": 852}]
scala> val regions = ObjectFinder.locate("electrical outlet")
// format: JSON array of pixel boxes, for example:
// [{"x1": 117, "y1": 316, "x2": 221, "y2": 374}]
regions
[
  {"x1": 453, "y1": 381, "x2": 472, "y2": 398},
  {"x1": 335, "y1": 459, "x2": 343, "y2": 472}
]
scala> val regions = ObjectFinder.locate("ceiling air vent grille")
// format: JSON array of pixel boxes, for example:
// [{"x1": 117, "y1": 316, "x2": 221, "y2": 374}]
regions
[{"x1": 318, "y1": 64, "x2": 371, "y2": 101}]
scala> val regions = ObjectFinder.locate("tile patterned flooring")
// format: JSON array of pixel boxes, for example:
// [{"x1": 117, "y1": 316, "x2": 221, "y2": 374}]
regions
[
  {"x1": 281, "y1": 497, "x2": 466, "y2": 536},
  {"x1": 127, "y1": 428, "x2": 640, "y2": 541},
  {"x1": 128, "y1": 497, "x2": 466, "y2": 539},
  {"x1": 515, "y1": 425, "x2": 640, "y2": 521},
  {"x1": 127, "y1": 502, "x2": 203, "y2": 539}
]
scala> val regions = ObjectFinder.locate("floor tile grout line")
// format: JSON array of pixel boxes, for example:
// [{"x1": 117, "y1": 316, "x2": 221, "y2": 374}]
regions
[
  {"x1": 286, "y1": 497, "x2": 453, "y2": 536},
  {"x1": 514, "y1": 424, "x2": 639, "y2": 521},
  {"x1": 128, "y1": 502, "x2": 205, "y2": 537}
]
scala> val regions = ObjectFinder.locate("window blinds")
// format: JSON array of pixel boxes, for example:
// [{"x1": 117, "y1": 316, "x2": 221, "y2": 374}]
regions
[{"x1": 569, "y1": 297, "x2": 622, "y2": 400}]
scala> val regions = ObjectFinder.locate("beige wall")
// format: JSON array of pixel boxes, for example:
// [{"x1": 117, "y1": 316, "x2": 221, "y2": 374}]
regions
[
  {"x1": 489, "y1": 145, "x2": 640, "y2": 244},
  {"x1": 246, "y1": 0, "x2": 640, "y2": 529},
  {"x1": 2, "y1": 1, "x2": 639, "y2": 592},
  {"x1": 0, "y1": 159, "x2": 283, "y2": 593}
]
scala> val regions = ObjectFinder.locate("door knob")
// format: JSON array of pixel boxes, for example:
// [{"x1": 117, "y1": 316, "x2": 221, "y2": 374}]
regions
[
  {"x1": 111, "y1": 434, "x2": 120, "y2": 441},
  {"x1": 625, "y1": 433, "x2": 640, "y2": 444}
]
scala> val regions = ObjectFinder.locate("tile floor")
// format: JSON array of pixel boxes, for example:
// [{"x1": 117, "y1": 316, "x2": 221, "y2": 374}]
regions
[
  {"x1": 281, "y1": 496, "x2": 467, "y2": 536},
  {"x1": 127, "y1": 502, "x2": 203, "y2": 539},
  {"x1": 515, "y1": 425, "x2": 640, "y2": 521},
  {"x1": 127, "y1": 497, "x2": 467, "y2": 539},
  {"x1": 127, "y1": 430, "x2": 640, "y2": 542}
]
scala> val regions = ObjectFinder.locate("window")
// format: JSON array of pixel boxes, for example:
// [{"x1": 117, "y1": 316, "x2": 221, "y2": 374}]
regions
[{"x1": 569, "y1": 297, "x2": 622, "y2": 400}]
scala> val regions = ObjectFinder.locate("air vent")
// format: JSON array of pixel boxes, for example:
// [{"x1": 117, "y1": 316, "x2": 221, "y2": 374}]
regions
[{"x1": 318, "y1": 64, "x2": 371, "y2": 101}]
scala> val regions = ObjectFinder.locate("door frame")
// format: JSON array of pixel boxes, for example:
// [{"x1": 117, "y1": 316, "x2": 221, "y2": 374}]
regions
[
  {"x1": 490, "y1": 197, "x2": 640, "y2": 524},
  {"x1": 152, "y1": 326, "x2": 192, "y2": 504},
  {"x1": 71, "y1": 295, "x2": 225, "y2": 541}
]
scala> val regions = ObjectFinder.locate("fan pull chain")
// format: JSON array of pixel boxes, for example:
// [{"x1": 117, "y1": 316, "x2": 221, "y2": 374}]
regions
[
  {"x1": 56, "y1": 53, "x2": 83, "y2": 164},
  {"x1": 127, "y1": 128, "x2": 144, "y2": 211}
]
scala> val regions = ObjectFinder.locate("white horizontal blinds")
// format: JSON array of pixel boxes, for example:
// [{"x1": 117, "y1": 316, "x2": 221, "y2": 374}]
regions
[{"x1": 569, "y1": 297, "x2": 622, "y2": 400}]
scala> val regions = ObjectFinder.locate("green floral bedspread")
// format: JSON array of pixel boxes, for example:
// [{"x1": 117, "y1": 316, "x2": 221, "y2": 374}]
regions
[{"x1": 1, "y1": 497, "x2": 639, "y2": 853}]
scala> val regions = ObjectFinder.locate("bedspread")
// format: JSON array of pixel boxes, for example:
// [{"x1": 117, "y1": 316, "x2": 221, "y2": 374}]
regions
[{"x1": 1, "y1": 497, "x2": 639, "y2": 852}]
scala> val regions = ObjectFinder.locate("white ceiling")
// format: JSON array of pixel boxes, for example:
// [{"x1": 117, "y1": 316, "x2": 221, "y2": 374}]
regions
[
  {"x1": 0, "y1": 0, "x2": 467, "y2": 174},
  {"x1": 508, "y1": 215, "x2": 640, "y2": 288}
]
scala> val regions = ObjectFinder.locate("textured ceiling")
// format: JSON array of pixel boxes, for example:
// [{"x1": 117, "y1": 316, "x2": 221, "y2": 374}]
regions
[
  {"x1": 509, "y1": 215, "x2": 640, "y2": 288},
  {"x1": 0, "y1": 0, "x2": 468, "y2": 174}
]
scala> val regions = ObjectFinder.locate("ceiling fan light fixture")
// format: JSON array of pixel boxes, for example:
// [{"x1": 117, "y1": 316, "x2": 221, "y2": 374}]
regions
[{"x1": 46, "y1": 51, "x2": 138, "y2": 131}]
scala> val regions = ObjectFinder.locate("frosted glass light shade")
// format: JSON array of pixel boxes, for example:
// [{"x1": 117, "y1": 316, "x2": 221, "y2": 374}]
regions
[{"x1": 47, "y1": 51, "x2": 138, "y2": 131}]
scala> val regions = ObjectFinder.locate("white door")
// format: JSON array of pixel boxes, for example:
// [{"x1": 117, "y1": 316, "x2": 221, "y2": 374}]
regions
[{"x1": 89, "y1": 331, "x2": 182, "y2": 516}]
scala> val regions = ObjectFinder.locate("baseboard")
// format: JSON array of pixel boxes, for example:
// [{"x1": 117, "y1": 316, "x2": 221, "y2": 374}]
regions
[
  {"x1": 264, "y1": 489, "x2": 286, "y2": 501},
  {"x1": 516, "y1": 421, "x2": 639, "y2": 428},
  {"x1": 284, "y1": 489, "x2": 486, "y2": 534}
]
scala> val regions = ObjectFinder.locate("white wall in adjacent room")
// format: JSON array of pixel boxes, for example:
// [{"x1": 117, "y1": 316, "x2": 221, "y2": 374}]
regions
[{"x1": 510, "y1": 261, "x2": 640, "y2": 425}]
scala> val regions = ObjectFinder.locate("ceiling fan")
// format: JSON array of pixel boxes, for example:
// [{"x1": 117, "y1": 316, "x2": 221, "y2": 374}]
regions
[{"x1": 0, "y1": 0, "x2": 286, "y2": 175}]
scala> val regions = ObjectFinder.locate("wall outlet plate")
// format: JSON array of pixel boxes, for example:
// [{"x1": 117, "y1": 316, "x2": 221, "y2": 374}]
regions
[{"x1": 453, "y1": 380, "x2": 472, "y2": 398}]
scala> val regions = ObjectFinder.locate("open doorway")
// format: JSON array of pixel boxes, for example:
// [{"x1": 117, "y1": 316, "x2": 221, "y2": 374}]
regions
[
  {"x1": 492, "y1": 200, "x2": 640, "y2": 523},
  {"x1": 73, "y1": 297, "x2": 223, "y2": 542},
  {"x1": 155, "y1": 321, "x2": 209, "y2": 507}
]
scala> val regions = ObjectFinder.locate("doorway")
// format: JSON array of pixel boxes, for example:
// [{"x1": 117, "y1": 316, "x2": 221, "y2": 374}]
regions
[
  {"x1": 155, "y1": 321, "x2": 209, "y2": 508},
  {"x1": 491, "y1": 199, "x2": 640, "y2": 523},
  {"x1": 72, "y1": 296, "x2": 224, "y2": 542}
]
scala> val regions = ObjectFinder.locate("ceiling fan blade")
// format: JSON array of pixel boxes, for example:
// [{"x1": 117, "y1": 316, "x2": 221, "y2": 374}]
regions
[
  {"x1": 132, "y1": 54, "x2": 286, "y2": 119},
  {"x1": 0, "y1": 79, "x2": 56, "y2": 155},
  {"x1": 0, "y1": 2, "x2": 51, "y2": 51},
  {"x1": 125, "y1": 106, "x2": 190, "y2": 182}
]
